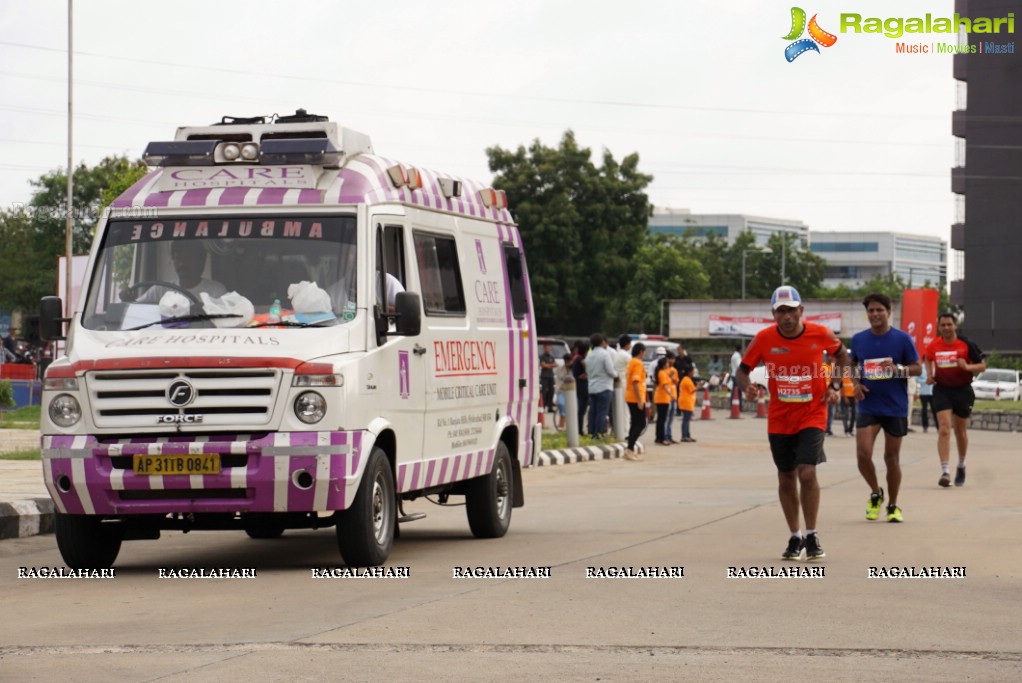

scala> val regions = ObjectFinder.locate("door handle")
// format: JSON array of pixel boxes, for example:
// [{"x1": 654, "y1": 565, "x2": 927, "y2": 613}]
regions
[{"x1": 413, "y1": 344, "x2": 427, "y2": 356}]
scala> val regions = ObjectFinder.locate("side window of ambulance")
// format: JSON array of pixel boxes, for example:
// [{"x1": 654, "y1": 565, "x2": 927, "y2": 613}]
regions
[
  {"x1": 413, "y1": 232, "x2": 465, "y2": 316},
  {"x1": 503, "y1": 243, "x2": 528, "y2": 320}
]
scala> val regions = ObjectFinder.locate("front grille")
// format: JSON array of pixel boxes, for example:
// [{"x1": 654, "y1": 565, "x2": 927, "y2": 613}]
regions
[{"x1": 87, "y1": 369, "x2": 280, "y2": 429}]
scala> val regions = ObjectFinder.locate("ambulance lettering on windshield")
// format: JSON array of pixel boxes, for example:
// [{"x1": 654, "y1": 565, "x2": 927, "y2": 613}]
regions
[
  {"x1": 434, "y1": 340, "x2": 499, "y2": 377},
  {"x1": 128, "y1": 219, "x2": 324, "y2": 242}
]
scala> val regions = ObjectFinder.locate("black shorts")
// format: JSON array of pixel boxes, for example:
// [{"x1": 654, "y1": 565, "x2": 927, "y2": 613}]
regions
[
  {"x1": 856, "y1": 413, "x2": 909, "y2": 437},
  {"x1": 933, "y1": 384, "x2": 975, "y2": 419},
  {"x1": 768, "y1": 428, "x2": 827, "y2": 472}
]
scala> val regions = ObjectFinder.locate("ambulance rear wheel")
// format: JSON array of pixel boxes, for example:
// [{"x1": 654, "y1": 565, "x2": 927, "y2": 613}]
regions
[
  {"x1": 336, "y1": 449, "x2": 395, "y2": 567},
  {"x1": 466, "y1": 442, "x2": 513, "y2": 538},
  {"x1": 55, "y1": 512, "x2": 122, "y2": 570}
]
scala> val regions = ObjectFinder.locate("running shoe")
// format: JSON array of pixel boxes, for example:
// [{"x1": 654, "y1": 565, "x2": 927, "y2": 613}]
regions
[
  {"x1": 865, "y1": 488, "x2": 885, "y2": 520},
  {"x1": 804, "y1": 532, "x2": 826, "y2": 560},
  {"x1": 938, "y1": 472, "x2": 951, "y2": 487},
  {"x1": 954, "y1": 466, "x2": 966, "y2": 487},
  {"x1": 887, "y1": 505, "x2": 903, "y2": 523},
  {"x1": 781, "y1": 535, "x2": 804, "y2": 561}
]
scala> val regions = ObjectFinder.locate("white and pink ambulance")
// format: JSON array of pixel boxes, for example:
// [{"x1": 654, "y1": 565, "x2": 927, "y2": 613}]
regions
[{"x1": 39, "y1": 110, "x2": 539, "y2": 568}]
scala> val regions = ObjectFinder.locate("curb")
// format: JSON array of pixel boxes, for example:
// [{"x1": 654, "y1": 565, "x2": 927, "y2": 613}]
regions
[
  {"x1": 0, "y1": 498, "x2": 55, "y2": 540},
  {"x1": 533, "y1": 441, "x2": 644, "y2": 467},
  {"x1": 0, "y1": 442, "x2": 638, "y2": 541}
]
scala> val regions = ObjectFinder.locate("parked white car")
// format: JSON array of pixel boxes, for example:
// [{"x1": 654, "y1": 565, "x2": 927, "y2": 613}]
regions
[{"x1": 972, "y1": 368, "x2": 1022, "y2": 401}]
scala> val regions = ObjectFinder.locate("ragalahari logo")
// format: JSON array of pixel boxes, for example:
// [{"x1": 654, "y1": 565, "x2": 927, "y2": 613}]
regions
[{"x1": 783, "y1": 7, "x2": 838, "y2": 61}]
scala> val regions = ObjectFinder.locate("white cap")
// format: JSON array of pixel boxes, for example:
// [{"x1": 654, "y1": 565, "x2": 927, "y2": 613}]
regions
[{"x1": 656, "y1": 346, "x2": 666, "y2": 355}]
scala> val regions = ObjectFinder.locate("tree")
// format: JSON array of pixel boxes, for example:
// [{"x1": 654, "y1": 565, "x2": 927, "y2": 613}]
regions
[
  {"x1": 487, "y1": 131, "x2": 652, "y2": 334},
  {"x1": 616, "y1": 234, "x2": 708, "y2": 333},
  {"x1": 0, "y1": 156, "x2": 147, "y2": 314}
]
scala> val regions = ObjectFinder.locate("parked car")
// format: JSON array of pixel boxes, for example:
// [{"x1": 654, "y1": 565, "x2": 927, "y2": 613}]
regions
[
  {"x1": 972, "y1": 368, "x2": 1022, "y2": 401},
  {"x1": 537, "y1": 337, "x2": 571, "y2": 369}
]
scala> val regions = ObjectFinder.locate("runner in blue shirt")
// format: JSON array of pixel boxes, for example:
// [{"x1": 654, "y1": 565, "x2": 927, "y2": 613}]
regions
[{"x1": 850, "y1": 293, "x2": 921, "y2": 523}]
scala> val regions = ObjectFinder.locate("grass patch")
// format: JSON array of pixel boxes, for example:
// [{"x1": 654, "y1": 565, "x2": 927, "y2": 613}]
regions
[
  {"x1": 0, "y1": 449, "x2": 41, "y2": 461},
  {"x1": 0, "y1": 405, "x2": 41, "y2": 429},
  {"x1": 973, "y1": 399, "x2": 1022, "y2": 412},
  {"x1": 542, "y1": 432, "x2": 621, "y2": 451}
]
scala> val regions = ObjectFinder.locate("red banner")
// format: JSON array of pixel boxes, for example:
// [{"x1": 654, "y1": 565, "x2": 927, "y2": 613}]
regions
[{"x1": 901, "y1": 289, "x2": 940, "y2": 358}]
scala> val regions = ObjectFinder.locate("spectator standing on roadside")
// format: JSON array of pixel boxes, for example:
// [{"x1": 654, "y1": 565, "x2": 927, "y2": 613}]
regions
[
  {"x1": 917, "y1": 365, "x2": 936, "y2": 433},
  {"x1": 736, "y1": 286, "x2": 852, "y2": 562},
  {"x1": 572, "y1": 341, "x2": 590, "y2": 436},
  {"x1": 850, "y1": 292, "x2": 921, "y2": 523},
  {"x1": 539, "y1": 344, "x2": 557, "y2": 421},
  {"x1": 623, "y1": 343, "x2": 647, "y2": 461},
  {"x1": 678, "y1": 364, "x2": 700, "y2": 442},
  {"x1": 664, "y1": 350, "x2": 680, "y2": 444},
  {"x1": 652, "y1": 355, "x2": 676, "y2": 445},
  {"x1": 841, "y1": 376, "x2": 857, "y2": 437},
  {"x1": 924, "y1": 312, "x2": 985, "y2": 488},
  {"x1": 554, "y1": 353, "x2": 573, "y2": 431},
  {"x1": 586, "y1": 334, "x2": 618, "y2": 439},
  {"x1": 729, "y1": 344, "x2": 743, "y2": 407}
]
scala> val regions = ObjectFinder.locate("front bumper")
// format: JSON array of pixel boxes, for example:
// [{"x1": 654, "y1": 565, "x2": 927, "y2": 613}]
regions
[{"x1": 42, "y1": 431, "x2": 367, "y2": 516}]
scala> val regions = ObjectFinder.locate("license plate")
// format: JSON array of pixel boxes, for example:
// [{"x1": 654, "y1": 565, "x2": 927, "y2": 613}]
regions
[{"x1": 133, "y1": 454, "x2": 221, "y2": 476}]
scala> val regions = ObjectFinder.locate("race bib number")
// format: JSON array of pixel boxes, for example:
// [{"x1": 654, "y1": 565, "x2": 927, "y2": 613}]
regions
[
  {"x1": 935, "y1": 350, "x2": 959, "y2": 369},
  {"x1": 775, "y1": 375, "x2": 813, "y2": 403},
  {"x1": 863, "y1": 357, "x2": 893, "y2": 380}
]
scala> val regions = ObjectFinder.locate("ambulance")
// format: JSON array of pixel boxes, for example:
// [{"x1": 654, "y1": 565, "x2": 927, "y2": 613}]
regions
[{"x1": 39, "y1": 110, "x2": 539, "y2": 569}]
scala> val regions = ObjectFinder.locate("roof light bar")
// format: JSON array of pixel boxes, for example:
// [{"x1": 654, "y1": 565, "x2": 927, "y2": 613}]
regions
[
  {"x1": 143, "y1": 140, "x2": 219, "y2": 167},
  {"x1": 479, "y1": 188, "x2": 508, "y2": 209},
  {"x1": 387, "y1": 164, "x2": 409, "y2": 187},
  {"x1": 259, "y1": 138, "x2": 341, "y2": 165}
]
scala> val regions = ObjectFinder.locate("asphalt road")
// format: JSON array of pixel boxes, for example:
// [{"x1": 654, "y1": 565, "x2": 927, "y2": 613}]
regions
[{"x1": 1, "y1": 417, "x2": 1020, "y2": 682}]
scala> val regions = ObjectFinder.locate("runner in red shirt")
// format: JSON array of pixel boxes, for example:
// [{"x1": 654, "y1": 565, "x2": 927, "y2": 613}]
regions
[
  {"x1": 737, "y1": 286, "x2": 852, "y2": 561},
  {"x1": 923, "y1": 312, "x2": 986, "y2": 487}
]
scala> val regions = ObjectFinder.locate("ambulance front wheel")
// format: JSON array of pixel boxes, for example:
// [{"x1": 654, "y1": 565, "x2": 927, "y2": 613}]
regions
[
  {"x1": 54, "y1": 512, "x2": 122, "y2": 570},
  {"x1": 466, "y1": 441, "x2": 513, "y2": 538},
  {"x1": 336, "y1": 448, "x2": 395, "y2": 567}
]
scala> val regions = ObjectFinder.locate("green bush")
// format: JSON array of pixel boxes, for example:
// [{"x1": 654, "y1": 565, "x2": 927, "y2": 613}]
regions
[{"x1": 0, "y1": 379, "x2": 15, "y2": 410}]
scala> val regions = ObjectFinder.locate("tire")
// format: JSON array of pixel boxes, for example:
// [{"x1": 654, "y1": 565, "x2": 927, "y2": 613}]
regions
[
  {"x1": 465, "y1": 442, "x2": 513, "y2": 539},
  {"x1": 54, "y1": 512, "x2": 122, "y2": 570},
  {"x1": 336, "y1": 448, "x2": 395, "y2": 567},
  {"x1": 244, "y1": 521, "x2": 286, "y2": 539}
]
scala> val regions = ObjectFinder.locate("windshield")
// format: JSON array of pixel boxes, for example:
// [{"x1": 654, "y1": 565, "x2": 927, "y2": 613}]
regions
[
  {"x1": 82, "y1": 216, "x2": 358, "y2": 331},
  {"x1": 978, "y1": 370, "x2": 1017, "y2": 383}
]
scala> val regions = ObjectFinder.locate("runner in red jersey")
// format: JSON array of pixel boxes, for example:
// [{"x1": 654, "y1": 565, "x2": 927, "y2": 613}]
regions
[
  {"x1": 924, "y1": 312, "x2": 986, "y2": 487},
  {"x1": 737, "y1": 286, "x2": 852, "y2": 562}
]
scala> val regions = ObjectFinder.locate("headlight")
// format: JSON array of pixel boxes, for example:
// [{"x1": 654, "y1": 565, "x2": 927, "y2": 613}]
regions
[
  {"x1": 294, "y1": 391, "x2": 326, "y2": 424},
  {"x1": 49, "y1": 394, "x2": 82, "y2": 428}
]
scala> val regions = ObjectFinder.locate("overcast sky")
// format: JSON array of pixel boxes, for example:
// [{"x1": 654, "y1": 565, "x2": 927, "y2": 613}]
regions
[{"x1": 1, "y1": 0, "x2": 958, "y2": 252}]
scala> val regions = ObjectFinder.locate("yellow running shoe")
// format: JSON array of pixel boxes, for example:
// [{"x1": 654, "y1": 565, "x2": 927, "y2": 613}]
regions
[
  {"x1": 887, "y1": 505, "x2": 903, "y2": 523},
  {"x1": 865, "y1": 488, "x2": 884, "y2": 521}
]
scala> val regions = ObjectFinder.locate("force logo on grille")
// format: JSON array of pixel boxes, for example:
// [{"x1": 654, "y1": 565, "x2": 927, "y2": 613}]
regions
[{"x1": 167, "y1": 380, "x2": 196, "y2": 407}]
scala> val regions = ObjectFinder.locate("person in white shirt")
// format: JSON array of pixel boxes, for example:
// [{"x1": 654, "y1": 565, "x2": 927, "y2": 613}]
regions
[{"x1": 125, "y1": 241, "x2": 227, "y2": 304}]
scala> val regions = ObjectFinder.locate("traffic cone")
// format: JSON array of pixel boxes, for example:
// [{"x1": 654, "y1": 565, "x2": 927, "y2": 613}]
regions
[
  {"x1": 700, "y1": 386, "x2": 712, "y2": 420},
  {"x1": 729, "y1": 389, "x2": 742, "y2": 419},
  {"x1": 756, "y1": 389, "x2": 768, "y2": 418}
]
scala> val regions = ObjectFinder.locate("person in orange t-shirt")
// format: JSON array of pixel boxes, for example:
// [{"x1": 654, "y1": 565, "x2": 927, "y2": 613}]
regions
[
  {"x1": 677, "y1": 365, "x2": 700, "y2": 442},
  {"x1": 653, "y1": 356, "x2": 678, "y2": 445},
  {"x1": 840, "y1": 376, "x2": 856, "y2": 437},
  {"x1": 736, "y1": 286, "x2": 852, "y2": 562},
  {"x1": 623, "y1": 343, "x2": 647, "y2": 461}
]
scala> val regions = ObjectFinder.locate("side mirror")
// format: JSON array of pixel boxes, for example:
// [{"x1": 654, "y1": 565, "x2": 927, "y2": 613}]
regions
[
  {"x1": 39, "y1": 296, "x2": 67, "y2": 341},
  {"x1": 393, "y1": 292, "x2": 421, "y2": 336}
]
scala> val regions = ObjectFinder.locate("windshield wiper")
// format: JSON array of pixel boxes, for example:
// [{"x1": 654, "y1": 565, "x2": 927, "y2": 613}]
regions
[
  {"x1": 127, "y1": 313, "x2": 246, "y2": 331},
  {"x1": 245, "y1": 320, "x2": 335, "y2": 329}
]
